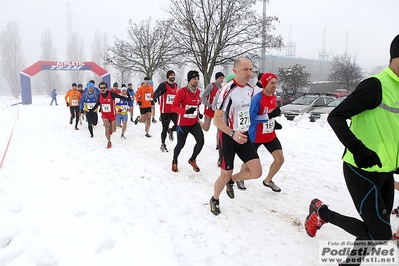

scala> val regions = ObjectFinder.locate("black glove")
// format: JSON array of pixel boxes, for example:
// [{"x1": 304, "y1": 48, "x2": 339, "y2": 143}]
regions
[
  {"x1": 137, "y1": 101, "x2": 142, "y2": 106},
  {"x1": 348, "y1": 140, "x2": 382, "y2": 169},
  {"x1": 186, "y1": 107, "x2": 196, "y2": 114},
  {"x1": 395, "y1": 168, "x2": 399, "y2": 174},
  {"x1": 392, "y1": 206, "x2": 399, "y2": 217},
  {"x1": 66, "y1": 102, "x2": 69, "y2": 107},
  {"x1": 274, "y1": 121, "x2": 282, "y2": 130},
  {"x1": 199, "y1": 113, "x2": 203, "y2": 119},
  {"x1": 268, "y1": 107, "x2": 281, "y2": 118}
]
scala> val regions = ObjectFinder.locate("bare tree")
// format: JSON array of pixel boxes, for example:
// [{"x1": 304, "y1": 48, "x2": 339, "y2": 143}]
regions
[
  {"x1": 0, "y1": 20, "x2": 26, "y2": 97},
  {"x1": 92, "y1": 30, "x2": 109, "y2": 68},
  {"x1": 167, "y1": 0, "x2": 283, "y2": 85},
  {"x1": 90, "y1": 30, "x2": 109, "y2": 84},
  {"x1": 67, "y1": 32, "x2": 85, "y2": 85},
  {"x1": 40, "y1": 28, "x2": 60, "y2": 95},
  {"x1": 107, "y1": 18, "x2": 177, "y2": 79},
  {"x1": 278, "y1": 64, "x2": 311, "y2": 94},
  {"x1": 328, "y1": 55, "x2": 364, "y2": 92}
]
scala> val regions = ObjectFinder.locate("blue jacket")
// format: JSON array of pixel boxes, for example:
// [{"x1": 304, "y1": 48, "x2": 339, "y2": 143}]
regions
[
  {"x1": 51, "y1": 90, "x2": 57, "y2": 99},
  {"x1": 80, "y1": 91, "x2": 99, "y2": 111}
]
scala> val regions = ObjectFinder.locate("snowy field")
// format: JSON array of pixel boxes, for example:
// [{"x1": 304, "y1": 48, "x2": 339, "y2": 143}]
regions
[{"x1": 0, "y1": 95, "x2": 398, "y2": 266}]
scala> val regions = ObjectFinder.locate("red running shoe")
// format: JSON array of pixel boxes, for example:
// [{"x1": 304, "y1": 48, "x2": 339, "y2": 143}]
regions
[
  {"x1": 172, "y1": 161, "x2": 178, "y2": 172},
  {"x1": 188, "y1": 159, "x2": 200, "y2": 172},
  {"x1": 107, "y1": 142, "x2": 112, "y2": 149},
  {"x1": 305, "y1": 198, "x2": 328, "y2": 237}
]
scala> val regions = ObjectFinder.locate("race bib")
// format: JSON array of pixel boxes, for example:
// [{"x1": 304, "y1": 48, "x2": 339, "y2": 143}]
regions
[
  {"x1": 262, "y1": 119, "x2": 275, "y2": 134},
  {"x1": 87, "y1": 103, "x2": 95, "y2": 110},
  {"x1": 183, "y1": 105, "x2": 198, "y2": 119},
  {"x1": 166, "y1": 94, "x2": 175, "y2": 104},
  {"x1": 102, "y1": 104, "x2": 111, "y2": 113},
  {"x1": 145, "y1": 93, "x2": 152, "y2": 101},
  {"x1": 122, "y1": 106, "x2": 128, "y2": 112},
  {"x1": 237, "y1": 110, "x2": 250, "y2": 131},
  {"x1": 72, "y1": 100, "x2": 79, "y2": 106}
]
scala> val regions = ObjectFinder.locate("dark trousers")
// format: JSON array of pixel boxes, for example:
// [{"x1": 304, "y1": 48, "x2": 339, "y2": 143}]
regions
[
  {"x1": 160, "y1": 113, "x2": 177, "y2": 143},
  {"x1": 85, "y1": 112, "x2": 98, "y2": 136},
  {"x1": 323, "y1": 162, "x2": 394, "y2": 241},
  {"x1": 173, "y1": 123, "x2": 204, "y2": 163},
  {"x1": 69, "y1": 106, "x2": 80, "y2": 127}
]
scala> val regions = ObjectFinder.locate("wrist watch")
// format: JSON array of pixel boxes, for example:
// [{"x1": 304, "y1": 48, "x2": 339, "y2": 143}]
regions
[{"x1": 229, "y1": 130, "x2": 235, "y2": 138}]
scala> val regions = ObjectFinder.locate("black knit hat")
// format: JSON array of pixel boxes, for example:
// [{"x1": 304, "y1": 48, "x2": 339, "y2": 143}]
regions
[
  {"x1": 187, "y1": 70, "x2": 199, "y2": 82},
  {"x1": 166, "y1": 70, "x2": 175, "y2": 79},
  {"x1": 215, "y1": 72, "x2": 224, "y2": 79},
  {"x1": 390, "y1": 34, "x2": 399, "y2": 59}
]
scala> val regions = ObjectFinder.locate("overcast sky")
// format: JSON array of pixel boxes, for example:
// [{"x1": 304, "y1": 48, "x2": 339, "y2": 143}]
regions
[{"x1": 0, "y1": 0, "x2": 398, "y2": 74}]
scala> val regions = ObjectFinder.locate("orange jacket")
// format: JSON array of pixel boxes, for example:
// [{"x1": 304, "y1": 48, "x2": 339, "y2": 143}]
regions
[
  {"x1": 135, "y1": 85, "x2": 153, "y2": 108},
  {"x1": 64, "y1": 89, "x2": 82, "y2": 107}
]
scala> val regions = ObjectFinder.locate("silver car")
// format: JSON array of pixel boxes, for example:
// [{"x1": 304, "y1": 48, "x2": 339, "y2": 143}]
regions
[
  {"x1": 280, "y1": 95, "x2": 336, "y2": 120},
  {"x1": 309, "y1": 97, "x2": 346, "y2": 122}
]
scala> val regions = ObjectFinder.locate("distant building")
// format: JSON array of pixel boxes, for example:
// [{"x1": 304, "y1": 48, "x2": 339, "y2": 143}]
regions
[{"x1": 262, "y1": 55, "x2": 331, "y2": 82}]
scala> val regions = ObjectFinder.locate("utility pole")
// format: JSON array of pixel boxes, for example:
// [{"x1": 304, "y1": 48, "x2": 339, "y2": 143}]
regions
[{"x1": 260, "y1": 0, "x2": 266, "y2": 73}]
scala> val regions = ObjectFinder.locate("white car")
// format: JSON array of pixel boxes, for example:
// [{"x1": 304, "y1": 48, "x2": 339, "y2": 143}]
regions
[
  {"x1": 280, "y1": 95, "x2": 336, "y2": 120},
  {"x1": 309, "y1": 97, "x2": 346, "y2": 122}
]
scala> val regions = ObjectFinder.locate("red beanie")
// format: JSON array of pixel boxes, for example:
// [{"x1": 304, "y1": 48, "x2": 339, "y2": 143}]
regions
[{"x1": 260, "y1": 73, "x2": 278, "y2": 88}]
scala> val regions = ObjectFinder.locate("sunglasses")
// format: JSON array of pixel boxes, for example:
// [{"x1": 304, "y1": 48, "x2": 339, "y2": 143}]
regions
[{"x1": 100, "y1": 87, "x2": 107, "y2": 89}]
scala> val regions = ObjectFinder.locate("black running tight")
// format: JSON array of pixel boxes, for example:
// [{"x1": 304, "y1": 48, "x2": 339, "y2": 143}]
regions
[
  {"x1": 173, "y1": 123, "x2": 204, "y2": 163},
  {"x1": 85, "y1": 112, "x2": 98, "y2": 136},
  {"x1": 160, "y1": 113, "x2": 177, "y2": 143},
  {"x1": 69, "y1": 106, "x2": 80, "y2": 127},
  {"x1": 320, "y1": 162, "x2": 394, "y2": 241}
]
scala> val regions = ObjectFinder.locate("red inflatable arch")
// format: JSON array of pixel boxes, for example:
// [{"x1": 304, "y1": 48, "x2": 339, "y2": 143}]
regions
[{"x1": 20, "y1": 61, "x2": 110, "y2": 104}]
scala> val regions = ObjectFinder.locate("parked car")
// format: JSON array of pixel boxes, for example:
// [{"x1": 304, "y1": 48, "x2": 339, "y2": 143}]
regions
[
  {"x1": 280, "y1": 94, "x2": 336, "y2": 120},
  {"x1": 279, "y1": 87, "x2": 300, "y2": 106},
  {"x1": 332, "y1": 89, "x2": 349, "y2": 98},
  {"x1": 309, "y1": 97, "x2": 346, "y2": 122}
]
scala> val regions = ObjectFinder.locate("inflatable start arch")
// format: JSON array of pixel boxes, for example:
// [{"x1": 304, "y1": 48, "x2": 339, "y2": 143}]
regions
[{"x1": 20, "y1": 61, "x2": 111, "y2": 104}]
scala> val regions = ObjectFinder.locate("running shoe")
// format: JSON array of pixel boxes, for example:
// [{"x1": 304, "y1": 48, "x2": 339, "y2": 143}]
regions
[
  {"x1": 69, "y1": 118, "x2": 73, "y2": 124},
  {"x1": 236, "y1": 181, "x2": 246, "y2": 191},
  {"x1": 75, "y1": 127, "x2": 79, "y2": 130},
  {"x1": 210, "y1": 197, "x2": 221, "y2": 215},
  {"x1": 121, "y1": 134, "x2": 126, "y2": 139},
  {"x1": 134, "y1": 116, "x2": 140, "y2": 125},
  {"x1": 263, "y1": 180, "x2": 281, "y2": 192},
  {"x1": 107, "y1": 142, "x2": 112, "y2": 149},
  {"x1": 152, "y1": 118, "x2": 157, "y2": 123},
  {"x1": 172, "y1": 161, "x2": 178, "y2": 172},
  {"x1": 225, "y1": 180, "x2": 235, "y2": 199},
  {"x1": 145, "y1": 133, "x2": 151, "y2": 138},
  {"x1": 168, "y1": 128, "x2": 174, "y2": 142},
  {"x1": 188, "y1": 159, "x2": 200, "y2": 172},
  {"x1": 304, "y1": 198, "x2": 328, "y2": 237},
  {"x1": 160, "y1": 144, "x2": 168, "y2": 152}
]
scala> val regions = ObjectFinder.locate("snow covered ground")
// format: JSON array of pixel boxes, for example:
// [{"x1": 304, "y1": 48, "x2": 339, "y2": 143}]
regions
[{"x1": 0, "y1": 95, "x2": 398, "y2": 266}]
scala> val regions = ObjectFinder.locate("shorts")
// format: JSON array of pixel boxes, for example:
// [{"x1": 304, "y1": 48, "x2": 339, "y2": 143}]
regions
[
  {"x1": 204, "y1": 107, "x2": 215, "y2": 118},
  {"x1": 116, "y1": 114, "x2": 128, "y2": 124},
  {"x1": 253, "y1": 137, "x2": 282, "y2": 154},
  {"x1": 101, "y1": 112, "x2": 116, "y2": 122},
  {"x1": 140, "y1": 107, "x2": 152, "y2": 114},
  {"x1": 218, "y1": 131, "x2": 259, "y2": 171}
]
